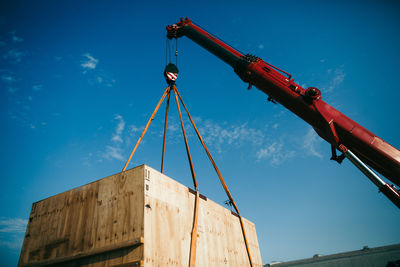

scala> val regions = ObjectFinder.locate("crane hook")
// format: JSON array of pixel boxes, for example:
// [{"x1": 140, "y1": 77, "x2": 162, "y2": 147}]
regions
[{"x1": 164, "y1": 63, "x2": 179, "y2": 85}]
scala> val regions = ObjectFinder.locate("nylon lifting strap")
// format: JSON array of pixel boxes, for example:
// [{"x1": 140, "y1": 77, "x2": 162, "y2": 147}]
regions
[
  {"x1": 160, "y1": 89, "x2": 171, "y2": 173},
  {"x1": 174, "y1": 85, "x2": 254, "y2": 267},
  {"x1": 173, "y1": 86, "x2": 200, "y2": 266},
  {"x1": 121, "y1": 85, "x2": 253, "y2": 267},
  {"x1": 121, "y1": 85, "x2": 200, "y2": 266},
  {"x1": 122, "y1": 86, "x2": 170, "y2": 172}
]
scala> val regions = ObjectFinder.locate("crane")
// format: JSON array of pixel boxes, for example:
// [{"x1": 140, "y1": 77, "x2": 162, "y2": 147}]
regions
[{"x1": 166, "y1": 18, "x2": 400, "y2": 208}]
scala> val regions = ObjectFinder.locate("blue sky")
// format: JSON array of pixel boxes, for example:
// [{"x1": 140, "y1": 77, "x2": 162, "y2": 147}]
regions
[{"x1": 1, "y1": 0, "x2": 400, "y2": 265}]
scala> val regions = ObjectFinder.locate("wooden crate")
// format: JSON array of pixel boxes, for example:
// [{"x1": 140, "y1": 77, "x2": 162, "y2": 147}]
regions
[{"x1": 19, "y1": 165, "x2": 263, "y2": 266}]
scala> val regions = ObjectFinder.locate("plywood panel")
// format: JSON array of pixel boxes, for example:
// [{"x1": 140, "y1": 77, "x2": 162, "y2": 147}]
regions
[
  {"x1": 142, "y1": 166, "x2": 263, "y2": 267},
  {"x1": 143, "y1": 166, "x2": 193, "y2": 266},
  {"x1": 19, "y1": 164, "x2": 263, "y2": 267},
  {"x1": 19, "y1": 165, "x2": 145, "y2": 267},
  {"x1": 195, "y1": 187, "x2": 263, "y2": 266}
]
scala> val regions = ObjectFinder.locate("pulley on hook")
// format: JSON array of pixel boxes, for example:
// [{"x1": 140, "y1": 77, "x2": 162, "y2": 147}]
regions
[{"x1": 165, "y1": 34, "x2": 179, "y2": 85}]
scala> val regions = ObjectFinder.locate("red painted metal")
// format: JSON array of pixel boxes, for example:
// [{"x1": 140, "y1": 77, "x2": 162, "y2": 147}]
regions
[
  {"x1": 167, "y1": 18, "x2": 243, "y2": 59},
  {"x1": 167, "y1": 18, "x2": 400, "y2": 188}
]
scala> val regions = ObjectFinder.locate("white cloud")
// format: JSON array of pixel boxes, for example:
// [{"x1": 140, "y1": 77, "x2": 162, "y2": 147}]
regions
[
  {"x1": 92, "y1": 73, "x2": 115, "y2": 87},
  {"x1": 0, "y1": 237, "x2": 24, "y2": 250},
  {"x1": 8, "y1": 87, "x2": 17, "y2": 93},
  {"x1": 80, "y1": 54, "x2": 115, "y2": 87},
  {"x1": 95, "y1": 114, "x2": 321, "y2": 167},
  {"x1": 3, "y1": 48, "x2": 25, "y2": 63},
  {"x1": 6, "y1": 86, "x2": 49, "y2": 128},
  {"x1": 198, "y1": 120, "x2": 264, "y2": 152},
  {"x1": 0, "y1": 217, "x2": 27, "y2": 234},
  {"x1": 111, "y1": 114, "x2": 125, "y2": 143},
  {"x1": 159, "y1": 116, "x2": 296, "y2": 166},
  {"x1": 167, "y1": 123, "x2": 179, "y2": 133},
  {"x1": 0, "y1": 217, "x2": 27, "y2": 250},
  {"x1": 258, "y1": 44, "x2": 264, "y2": 49},
  {"x1": 10, "y1": 31, "x2": 23, "y2": 43},
  {"x1": 111, "y1": 135, "x2": 122, "y2": 143},
  {"x1": 256, "y1": 147, "x2": 270, "y2": 160},
  {"x1": 129, "y1": 125, "x2": 140, "y2": 135},
  {"x1": 152, "y1": 116, "x2": 182, "y2": 144},
  {"x1": 101, "y1": 115, "x2": 129, "y2": 162},
  {"x1": 32, "y1": 84, "x2": 43, "y2": 91},
  {"x1": 1, "y1": 74, "x2": 16, "y2": 83},
  {"x1": 303, "y1": 127, "x2": 323, "y2": 158},
  {"x1": 12, "y1": 35, "x2": 23, "y2": 43},
  {"x1": 1, "y1": 32, "x2": 25, "y2": 64},
  {"x1": 256, "y1": 141, "x2": 295, "y2": 166},
  {"x1": 326, "y1": 67, "x2": 345, "y2": 92},
  {"x1": 103, "y1": 145, "x2": 124, "y2": 161},
  {"x1": 81, "y1": 53, "x2": 98, "y2": 70}
]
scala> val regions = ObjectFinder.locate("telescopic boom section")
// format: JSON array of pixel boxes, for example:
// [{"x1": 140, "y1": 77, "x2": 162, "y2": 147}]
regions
[
  {"x1": 167, "y1": 18, "x2": 244, "y2": 67},
  {"x1": 167, "y1": 18, "x2": 400, "y2": 202}
]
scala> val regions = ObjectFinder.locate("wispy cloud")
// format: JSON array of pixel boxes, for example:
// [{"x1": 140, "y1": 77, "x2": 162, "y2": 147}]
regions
[
  {"x1": 8, "y1": 87, "x2": 17, "y2": 93},
  {"x1": 95, "y1": 114, "x2": 320, "y2": 167},
  {"x1": 32, "y1": 84, "x2": 43, "y2": 91},
  {"x1": 167, "y1": 121, "x2": 179, "y2": 133},
  {"x1": 3, "y1": 48, "x2": 25, "y2": 63},
  {"x1": 154, "y1": 116, "x2": 182, "y2": 144},
  {"x1": 7, "y1": 93, "x2": 47, "y2": 129},
  {"x1": 302, "y1": 127, "x2": 323, "y2": 158},
  {"x1": 81, "y1": 53, "x2": 98, "y2": 71},
  {"x1": 101, "y1": 114, "x2": 127, "y2": 161},
  {"x1": 1, "y1": 72, "x2": 18, "y2": 94},
  {"x1": 129, "y1": 124, "x2": 141, "y2": 135},
  {"x1": 198, "y1": 119, "x2": 264, "y2": 153},
  {"x1": 326, "y1": 66, "x2": 345, "y2": 92},
  {"x1": 103, "y1": 145, "x2": 124, "y2": 161},
  {"x1": 111, "y1": 114, "x2": 125, "y2": 143},
  {"x1": 256, "y1": 141, "x2": 295, "y2": 166},
  {"x1": 0, "y1": 218, "x2": 27, "y2": 234},
  {"x1": 1, "y1": 31, "x2": 25, "y2": 64},
  {"x1": 90, "y1": 71, "x2": 115, "y2": 87},
  {"x1": 0, "y1": 217, "x2": 27, "y2": 250},
  {"x1": 0, "y1": 237, "x2": 24, "y2": 250},
  {"x1": 1, "y1": 74, "x2": 16, "y2": 83},
  {"x1": 11, "y1": 31, "x2": 23, "y2": 43},
  {"x1": 80, "y1": 53, "x2": 115, "y2": 87},
  {"x1": 195, "y1": 118, "x2": 297, "y2": 165},
  {"x1": 0, "y1": 31, "x2": 46, "y2": 130}
]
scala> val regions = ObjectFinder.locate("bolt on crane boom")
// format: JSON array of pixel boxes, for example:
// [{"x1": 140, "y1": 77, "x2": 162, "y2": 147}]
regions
[{"x1": 166, "y1": 18, "x2": 400, "y2": 208}]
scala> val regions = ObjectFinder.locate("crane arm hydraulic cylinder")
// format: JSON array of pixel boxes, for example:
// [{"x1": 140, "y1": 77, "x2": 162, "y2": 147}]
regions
[{"x1": 166, "y1": 18, "x2": 400, "y2": 191}]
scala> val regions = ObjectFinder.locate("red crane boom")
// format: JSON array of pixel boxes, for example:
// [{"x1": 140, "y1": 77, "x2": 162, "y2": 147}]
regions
[{"x1": 166, "y1": 18, "x2": 400, "y2": 208}]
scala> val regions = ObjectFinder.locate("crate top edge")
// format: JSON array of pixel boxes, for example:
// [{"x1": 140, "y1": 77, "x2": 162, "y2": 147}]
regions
[
  {"x1": 32, "y1": 164, "x2": 146, "y2": 205},
  {"x1": 143, "y1": 165, "x2": 257, "y2": 227},
  {"x1": 31, "y1": 164, "x2": 257, "y2": 227}
]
